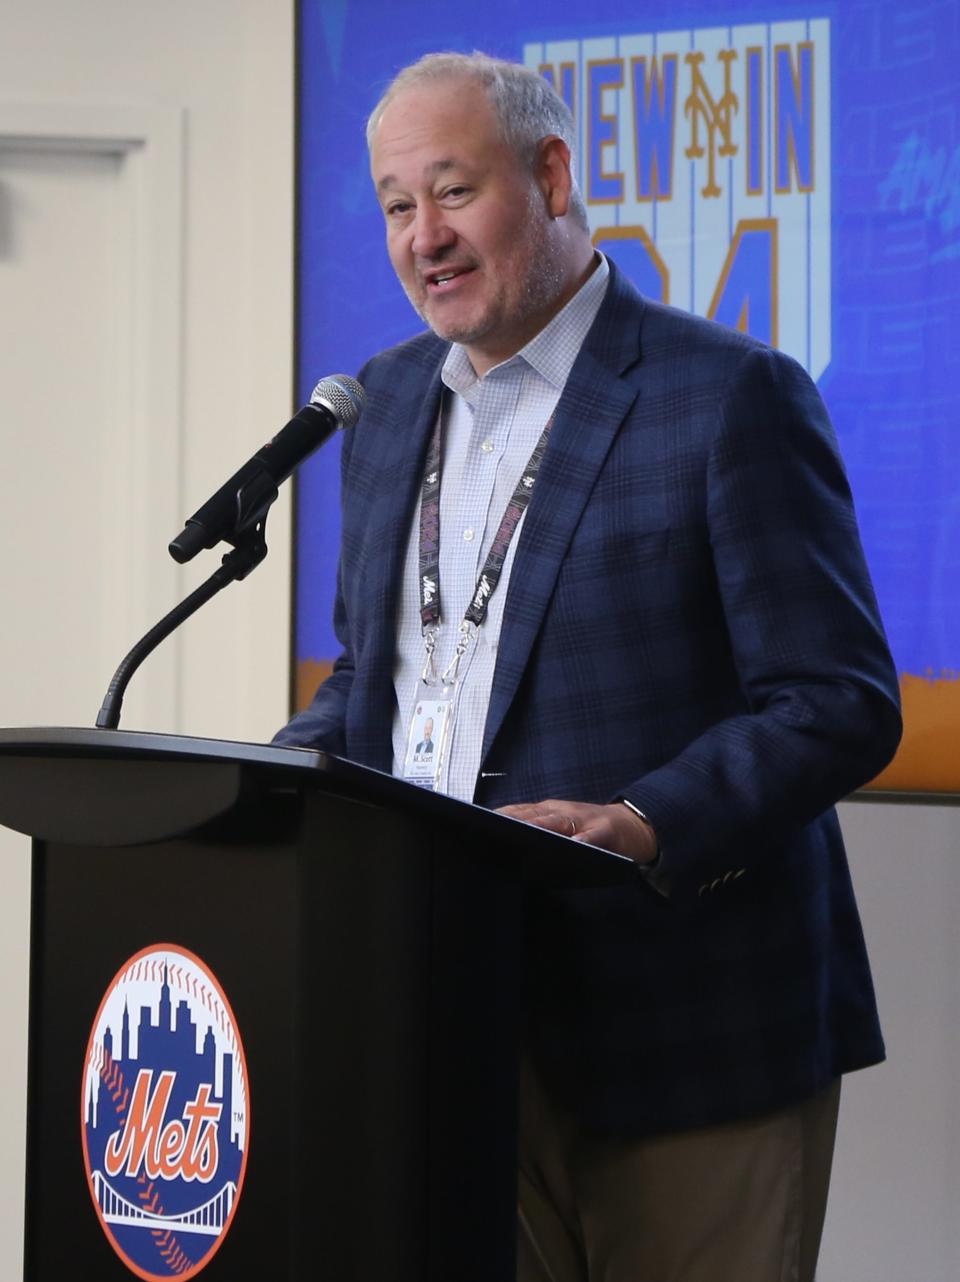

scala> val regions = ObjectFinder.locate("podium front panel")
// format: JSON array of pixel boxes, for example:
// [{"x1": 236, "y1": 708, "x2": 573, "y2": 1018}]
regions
[{"x1": 23, "y1": 777, "x2": 521, "y2": 1282}]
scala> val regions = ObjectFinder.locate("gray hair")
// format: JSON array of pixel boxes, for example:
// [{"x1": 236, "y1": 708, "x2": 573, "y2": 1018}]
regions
[{"x1": 366, "y1": 51, "x2": 589, "y2": 229}]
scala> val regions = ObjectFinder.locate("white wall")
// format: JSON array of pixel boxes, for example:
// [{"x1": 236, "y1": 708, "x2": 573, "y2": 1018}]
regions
[
  {"x1": 0, "y1": 1, "x2": 294, "y2": 1271},
  {"x1": 821, "y1": 800, "x2": 960, "y2": 1281},
  {"x1": 0, "y1": 0, "x2": 295, "y2": 740}
]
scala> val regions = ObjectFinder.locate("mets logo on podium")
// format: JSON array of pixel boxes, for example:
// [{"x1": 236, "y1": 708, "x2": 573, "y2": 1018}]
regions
[{"x1": 81, "y1": 944, "x2": 250, "y2": 1280}]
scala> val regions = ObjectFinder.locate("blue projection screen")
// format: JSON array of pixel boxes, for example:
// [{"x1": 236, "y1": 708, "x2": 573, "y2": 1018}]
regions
[{"x1": 294, "y1": 0, "x2": 960, "y2": 792}]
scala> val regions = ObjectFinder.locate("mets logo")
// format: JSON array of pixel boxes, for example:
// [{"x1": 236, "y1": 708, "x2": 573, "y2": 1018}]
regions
[
  {"x1": 525, "y1": 17, "x2": 831, "y2": 379},
  {"x1": 81, "y1": 945, "x2": 250, "y2": 1280}
]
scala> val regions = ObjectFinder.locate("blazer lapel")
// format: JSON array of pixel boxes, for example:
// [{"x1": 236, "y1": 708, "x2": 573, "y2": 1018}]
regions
[
  {"x1": 480, "y1": 268, "x2": 648, "y2": 763},
  {"x1": 362, "y1": 346, "x2": 446, "y2": 667},
  {"x1": 344, "y1": 340, "x2": 447, "y2": 772}
]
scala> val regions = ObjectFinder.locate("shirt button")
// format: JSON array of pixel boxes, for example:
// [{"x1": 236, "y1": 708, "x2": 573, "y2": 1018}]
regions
[
  {"x1": 480, "y1": 439, "x2": 494, "y2": 453},
  {"x1": 463, "y1": 528, "x2": 475, "y2": 542}
]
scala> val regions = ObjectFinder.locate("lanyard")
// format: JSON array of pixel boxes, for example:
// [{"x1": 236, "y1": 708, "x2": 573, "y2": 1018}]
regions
[{"x1": 417, "y1": 399, "x2": 554, "y2": 682}]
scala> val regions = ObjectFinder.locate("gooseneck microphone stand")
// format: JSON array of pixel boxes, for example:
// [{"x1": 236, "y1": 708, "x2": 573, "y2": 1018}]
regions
[
  {"x1": 94, "y1": 372, "x2": 365, "y2": 731},
  {"x1": 95, "y1": 518, "x2": 269, "y2": 731}
]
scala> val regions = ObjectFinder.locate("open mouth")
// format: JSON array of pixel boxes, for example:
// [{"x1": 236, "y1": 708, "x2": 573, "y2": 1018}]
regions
[{"x1": 425, "y1": 266, "x2": 475, "y2": 293}]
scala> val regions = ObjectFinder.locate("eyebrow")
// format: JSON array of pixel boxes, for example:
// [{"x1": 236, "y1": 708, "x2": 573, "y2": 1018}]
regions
[{"x1": 376, "y1": 157, "x2": 460, "y2": 195}]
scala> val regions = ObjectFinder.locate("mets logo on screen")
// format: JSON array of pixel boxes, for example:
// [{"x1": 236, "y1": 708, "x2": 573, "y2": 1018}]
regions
[
  {"x1": 525, "y1": 17, "x2": 830, "y2": 379},
  {"x1": 81, "y1": 944, "x2": 249, "y2": 1280}
]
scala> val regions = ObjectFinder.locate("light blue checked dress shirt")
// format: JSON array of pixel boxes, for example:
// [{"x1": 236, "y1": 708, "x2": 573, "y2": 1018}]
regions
[{"x1": 391, "y1": 255, "x2": 610, "y2": 801}]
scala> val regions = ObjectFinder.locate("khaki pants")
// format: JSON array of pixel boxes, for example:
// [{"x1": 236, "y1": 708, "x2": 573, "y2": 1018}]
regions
[{"x1": 518, "y1": 1062, "x2": 840, "y2": 1282}]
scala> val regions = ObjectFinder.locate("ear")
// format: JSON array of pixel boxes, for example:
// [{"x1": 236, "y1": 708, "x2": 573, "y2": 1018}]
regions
[{"x1": 534, "y1": 135, "x2": 575, "y2": 218}]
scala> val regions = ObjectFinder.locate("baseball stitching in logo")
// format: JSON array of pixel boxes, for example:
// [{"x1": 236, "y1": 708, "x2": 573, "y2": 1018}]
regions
[{"x1": 81, "y1": 944, "x2": 250, "y2": 1280}]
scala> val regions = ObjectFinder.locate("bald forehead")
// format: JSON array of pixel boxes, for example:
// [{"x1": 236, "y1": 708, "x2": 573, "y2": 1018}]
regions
[
  {"x1": 374, "y1": 156, "x2": 460, "y2": 196},
  {"x1": 373, "y1": 77, "x2": 495, "y2": 148},
  {"x1": 370, "y1": 79, "x2": 516, "y2": 191},
  {"x1": 373, "y1": 72, "x2": 493, "y2": 136}
]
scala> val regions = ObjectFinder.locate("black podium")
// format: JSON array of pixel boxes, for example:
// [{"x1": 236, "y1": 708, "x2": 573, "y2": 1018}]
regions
[{"x1": 0, "y1": 728, "x2": 631, "y2": 1282}]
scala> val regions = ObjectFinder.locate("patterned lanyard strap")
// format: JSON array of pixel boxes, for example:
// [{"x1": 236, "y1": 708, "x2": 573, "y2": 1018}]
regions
[{"x1": 417, "y1": 404, "x2": 555, "y2": 682}]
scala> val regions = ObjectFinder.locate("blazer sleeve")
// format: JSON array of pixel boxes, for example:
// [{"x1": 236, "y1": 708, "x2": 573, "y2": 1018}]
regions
[
  {"x1": 270, "y1": 573, "x2": 353, "y2": 752},
  {"x1": 619, "y1": 345, "x2": 901, "y2": 887}
]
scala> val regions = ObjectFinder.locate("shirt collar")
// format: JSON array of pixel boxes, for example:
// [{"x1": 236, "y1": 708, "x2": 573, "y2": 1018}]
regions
[{"x1": 441, "y1": 253, "x2": 610, "y2": 400}]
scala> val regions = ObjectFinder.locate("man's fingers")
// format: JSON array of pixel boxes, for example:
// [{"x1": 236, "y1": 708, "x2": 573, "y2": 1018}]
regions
[
  {"x1": 498, "y1": 800, "x2": 615, "y2": 843},
  {"x1": 497, "y1": 801, "x2": 579, "y2": 836},
  {"x1": 497, "y1": 800, "x2": 657, "y2": 863}
]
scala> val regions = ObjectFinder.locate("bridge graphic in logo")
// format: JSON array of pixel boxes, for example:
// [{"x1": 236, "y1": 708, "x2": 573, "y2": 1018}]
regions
[
  {"x1": 81, "y1": 945, "x2": 250, "y2": 1281},
  {"x1": 91, "y1": 1171, "x2": 237, "y2": 1238},
  {"x1": 525, "y1": 17, "x2": 831, "y2": 379}
]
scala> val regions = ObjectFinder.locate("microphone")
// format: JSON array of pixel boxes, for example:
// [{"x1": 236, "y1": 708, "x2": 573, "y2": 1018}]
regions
[{"x1": 168, "y1": 373, "x2": 364, "y2": 564}]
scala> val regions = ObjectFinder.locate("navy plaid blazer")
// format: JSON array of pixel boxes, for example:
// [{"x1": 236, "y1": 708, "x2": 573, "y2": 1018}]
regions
[{"x1": 277, "y1": 261, "x2": 901, "y2": 1136}]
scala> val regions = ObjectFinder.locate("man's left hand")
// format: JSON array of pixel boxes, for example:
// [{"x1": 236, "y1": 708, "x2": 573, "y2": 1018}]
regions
[{"x1": 496, "y1": 800, "x2": 658, "y2": 864}]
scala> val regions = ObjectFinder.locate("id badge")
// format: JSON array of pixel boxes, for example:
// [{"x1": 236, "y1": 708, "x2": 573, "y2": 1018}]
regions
[{"x1": 402, "y1": 689, "x2": 455, "y2": 790}]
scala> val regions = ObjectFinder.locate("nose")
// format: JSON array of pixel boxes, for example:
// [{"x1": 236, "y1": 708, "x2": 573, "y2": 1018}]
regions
[{"x1": 410, "y1": 202, "x2": 455, "y2": 258}]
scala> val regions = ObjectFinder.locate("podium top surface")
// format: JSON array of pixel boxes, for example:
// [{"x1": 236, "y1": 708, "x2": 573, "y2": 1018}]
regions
[{"x1": 0, "y1": 727, "x2": 637, "y2": 889}]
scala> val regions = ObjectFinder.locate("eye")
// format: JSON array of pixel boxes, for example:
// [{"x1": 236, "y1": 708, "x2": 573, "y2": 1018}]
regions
[{"x1": 385, "y1": 200, "x2": 412, "y2": 218}]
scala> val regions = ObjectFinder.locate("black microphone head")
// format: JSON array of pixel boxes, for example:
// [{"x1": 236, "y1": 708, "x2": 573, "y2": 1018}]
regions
[{"x1": 311, "y1": 374, "x2": 365, "y2": 428}]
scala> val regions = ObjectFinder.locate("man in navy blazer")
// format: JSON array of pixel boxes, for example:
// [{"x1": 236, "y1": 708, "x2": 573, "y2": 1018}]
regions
[{"x1": 276, "y1": 52, "x2": 901, "y2": 1282}]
